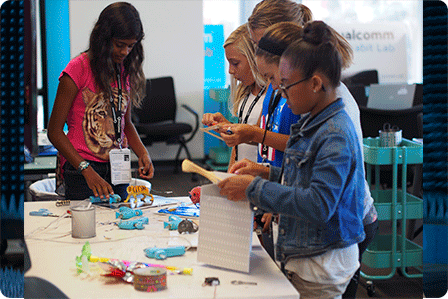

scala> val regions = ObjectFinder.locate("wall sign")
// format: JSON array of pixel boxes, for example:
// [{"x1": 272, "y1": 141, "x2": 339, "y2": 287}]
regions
[{"x1": 333, "y1": 22, "x2": 409, "y2": 83}]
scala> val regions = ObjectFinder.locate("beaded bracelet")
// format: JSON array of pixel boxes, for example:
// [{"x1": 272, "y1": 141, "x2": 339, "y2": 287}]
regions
[{"x1": 77, "y1": 161, "x2": 90, "y2": 173}]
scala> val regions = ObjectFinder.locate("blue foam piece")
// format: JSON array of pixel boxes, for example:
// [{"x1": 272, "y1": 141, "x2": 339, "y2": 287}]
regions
[{"x1": 158, "y1": 206, "x2": 200, "y2": 217}]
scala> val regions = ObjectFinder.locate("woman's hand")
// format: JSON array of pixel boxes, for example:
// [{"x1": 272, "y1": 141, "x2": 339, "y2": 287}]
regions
[
  {"x1": 217, "y1": 174, "x2": 255, "y2": 201},
  {"x1": 138, "y1": 154, "x2": 154, "y2": 179},
  {"x1": 228, "y1": 159, "x2": 269, "y2": 179},
  {"x1": 201, "y1": 112, "x2": 230, "y2": 127},
  {"x1": 219, "y1": 123, "x2": 255, "y2": 147},
  {"x1": 82, "y1": 166, "x2": 115, "y2": 199}
]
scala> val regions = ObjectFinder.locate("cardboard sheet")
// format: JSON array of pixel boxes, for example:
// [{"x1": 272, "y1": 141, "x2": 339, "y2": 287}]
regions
[{"x1": 197, "y1": 184, "x2": 254, "y2": 273}]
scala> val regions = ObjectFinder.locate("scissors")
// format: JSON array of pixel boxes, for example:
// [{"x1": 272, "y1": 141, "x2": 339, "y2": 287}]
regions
[{"x1": 29, "y1": 208, "x2": 60, "y2": 217}]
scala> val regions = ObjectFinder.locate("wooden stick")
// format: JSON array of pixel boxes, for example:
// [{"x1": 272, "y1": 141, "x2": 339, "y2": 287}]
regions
[
  {"x1": 199, "y1": 128, "x2": 224, "y2": 141},
  {"x1": 181, "y1": 159, "x2": 222, "y2": 183}
]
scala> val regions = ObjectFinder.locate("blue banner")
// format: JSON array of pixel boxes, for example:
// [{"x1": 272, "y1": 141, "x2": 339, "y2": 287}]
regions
[{"x1": 204, "y1": 25, "x2": 225, "y2": 89}]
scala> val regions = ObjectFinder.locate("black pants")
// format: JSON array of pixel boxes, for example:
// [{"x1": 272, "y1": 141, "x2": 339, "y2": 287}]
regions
[
  {"x1": 342, "y1": 219, "x2": 379, "y2": 298},
  {"x1": 63, "y1": 160, "x2": 129, "y2": 201}
]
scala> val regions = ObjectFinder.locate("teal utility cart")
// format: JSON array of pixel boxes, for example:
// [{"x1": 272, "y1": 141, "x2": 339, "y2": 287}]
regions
[{"x1": 361, "y1": 138, "x2": 423, "y2": 296}]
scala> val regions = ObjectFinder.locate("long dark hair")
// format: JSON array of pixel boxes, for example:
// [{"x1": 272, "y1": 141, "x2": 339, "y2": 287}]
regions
[{"x1": 87, "y1": 2, "x2": 145, "y2": 107}]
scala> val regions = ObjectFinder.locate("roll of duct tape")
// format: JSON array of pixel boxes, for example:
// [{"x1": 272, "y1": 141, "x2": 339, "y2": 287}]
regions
[{"x1": 133, "y1": 267, "x2": 167, "y2": 292}]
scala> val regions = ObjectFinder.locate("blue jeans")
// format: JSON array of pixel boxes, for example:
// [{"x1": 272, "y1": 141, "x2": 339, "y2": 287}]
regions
[{"x1": 63, "y1": 160, "x2": 128, "y2": 201}]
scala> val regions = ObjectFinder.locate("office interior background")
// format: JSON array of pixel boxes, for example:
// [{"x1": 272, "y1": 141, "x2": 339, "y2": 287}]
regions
[{"x1": 32, "y1": 0, "x2": 423, "y2": 162}]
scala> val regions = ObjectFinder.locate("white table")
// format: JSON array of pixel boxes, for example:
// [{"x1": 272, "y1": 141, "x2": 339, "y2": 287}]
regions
[{"x1": 24, "y1": 200, "x2": 300, "y2": 298}]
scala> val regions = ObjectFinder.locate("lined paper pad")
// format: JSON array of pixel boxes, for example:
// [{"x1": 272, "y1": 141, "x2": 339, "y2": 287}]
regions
[{"x1": 197, "y1": 184, "x2": 254, "y2": 273}]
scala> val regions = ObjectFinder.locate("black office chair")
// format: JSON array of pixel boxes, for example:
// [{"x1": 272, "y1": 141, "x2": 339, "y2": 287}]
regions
[
  {"x1": 342, "y1": 69, "x2": 379, "y2": 86},
  {"x1": 343, "y1": 70, "x2": 378, "y2": 108},
  {"x1": 133, "y1": 77, "x2": 199, "y2": 174},
  {"x1": 360, "y1": 104, "x2": 423, "y2": 189},
  {"x1": 346, "y1": 83, "x2": 368, "y2": 107}
]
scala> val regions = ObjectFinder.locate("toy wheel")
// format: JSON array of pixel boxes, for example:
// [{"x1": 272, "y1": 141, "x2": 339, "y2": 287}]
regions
[
  {"x1": 178, "y1": 220, "x2": 193, "y2": 233},
  {"x1": 366, "y1": 281, "x2": 375, "y2": 297},
  {"x1": 178, "y1": 219, "x2": 198, "y2": 233}
]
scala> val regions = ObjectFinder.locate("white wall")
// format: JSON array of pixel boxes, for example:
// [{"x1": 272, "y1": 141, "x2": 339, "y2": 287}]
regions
[{"x1": 69, "y1": 0, "x2": 204, "y2": 161}]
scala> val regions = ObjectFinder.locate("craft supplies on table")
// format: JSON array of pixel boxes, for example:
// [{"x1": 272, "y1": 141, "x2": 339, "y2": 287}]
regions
[
  {"x1": 164, "y1": 215, "x2": 183, "y2": 230},
  {"x1": 144, "y1": 246, "x2": 186, "y2": 260},
  {"x1": 29, "y1": 208, "x2": 60, "y2": 217},
  {"x1": 133, "y1": 267, "x2": 167, "y2": 292},
  {"x1": 24, "y1": 199, "x2": 300, "y2": 298},
  {"x1": 158, "y1": 205, "x2": 200, "y2": 218}
]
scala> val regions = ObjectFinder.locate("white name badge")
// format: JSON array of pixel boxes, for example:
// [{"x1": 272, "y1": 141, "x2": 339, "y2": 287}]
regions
[{"x1": 109, "y1": 148, "x2": 131, "y2": 185}]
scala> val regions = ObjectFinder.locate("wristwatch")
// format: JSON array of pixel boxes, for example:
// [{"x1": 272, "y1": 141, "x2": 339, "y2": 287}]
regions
[{"x1": 77, "y1": 161, "x2": 90, "y2": 173}]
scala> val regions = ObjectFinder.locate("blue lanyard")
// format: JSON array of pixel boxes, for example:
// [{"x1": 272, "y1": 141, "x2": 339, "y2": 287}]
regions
[{"x1": 261, "y1": 91, "x2": 282, "y2": 162}]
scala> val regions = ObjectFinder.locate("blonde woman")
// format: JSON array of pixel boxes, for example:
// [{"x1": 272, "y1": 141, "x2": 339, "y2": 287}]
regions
[
  {"x1": 247, "y1": 0, "x2": 313, "y2": 44},
  {"x1": 202, "y1": 24, "x2": 267, "y2": 168}
]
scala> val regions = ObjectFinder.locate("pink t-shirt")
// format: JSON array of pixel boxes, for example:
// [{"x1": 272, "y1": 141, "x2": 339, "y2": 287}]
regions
[{"x1": 59, "y1": 53, "x2": 130, "y2": 166}]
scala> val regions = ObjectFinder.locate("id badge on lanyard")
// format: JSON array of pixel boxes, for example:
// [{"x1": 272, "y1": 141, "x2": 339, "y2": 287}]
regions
[
  {"x1": 109, "y1": 64, "x2": 131, "y2": 185},
  {"x1": 109, "y1": 148, "x2": 131, "y2": 185}
]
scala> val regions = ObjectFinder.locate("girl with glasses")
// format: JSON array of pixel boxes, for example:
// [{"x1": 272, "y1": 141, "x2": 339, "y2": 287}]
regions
[{"x1": 254, "y1": 20, "x2": 378, "y2": 299}]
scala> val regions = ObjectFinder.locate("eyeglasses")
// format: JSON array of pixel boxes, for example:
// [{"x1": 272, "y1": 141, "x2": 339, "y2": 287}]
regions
[{"x1": 279, "y1": 76, "x2": 311, "y2": 99}]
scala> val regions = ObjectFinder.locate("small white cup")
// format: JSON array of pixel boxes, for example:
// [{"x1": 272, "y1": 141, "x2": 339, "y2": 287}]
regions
[{"x1": 71, "y1": 205, "x2": 96, "y2": 238}]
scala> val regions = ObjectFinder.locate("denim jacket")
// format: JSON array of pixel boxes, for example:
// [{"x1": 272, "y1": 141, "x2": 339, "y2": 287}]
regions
[{"x1": 246, "y1": 99, "x2": 365, "y2": 262}]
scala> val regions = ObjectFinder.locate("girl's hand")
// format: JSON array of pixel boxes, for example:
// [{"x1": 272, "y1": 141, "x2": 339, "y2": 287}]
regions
[
  {"x1": 219, "y1": 123, "x2": 255, "y2": 147},
  {"x1": 217, "y1": 175, "x2": 254, "y2": 201},
  {"x1": 138, "y1": 154, "x2": 154, "y2": 179},
  {"x1": 228, "y1": 159, "x2": 269, "y2": 179},
  {"x1": 202, "y1": 112, "x2": 230, "y2": 127},
  {"x1": 261, "y1": 213, "x2": 272, "y2": 232},
  {"x1": 82, "y1": 167, "x2": 115, "y2": 199}
]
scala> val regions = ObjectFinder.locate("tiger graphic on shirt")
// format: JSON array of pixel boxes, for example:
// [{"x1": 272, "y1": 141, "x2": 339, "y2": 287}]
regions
[{"x1": 82, "y1": 87, "x2": 128, "y2": 160}]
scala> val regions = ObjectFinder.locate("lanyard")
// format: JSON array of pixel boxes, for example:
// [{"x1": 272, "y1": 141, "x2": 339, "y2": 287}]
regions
[
  {"x1": 261, "y1": 91, "x2": 282, "y2": 162},
  {"x1": 266, "y1": 90, "x2": 282, "y2": 131},
  {"x1": 238, "y1": 86, "x2": 266, "y2": 125},
  {"x1": 110, "y1": 64, "x2": 123, "y2": 147},
  {"x1": 235, "y1": 86, "x2": 266, "y2": 161}
]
